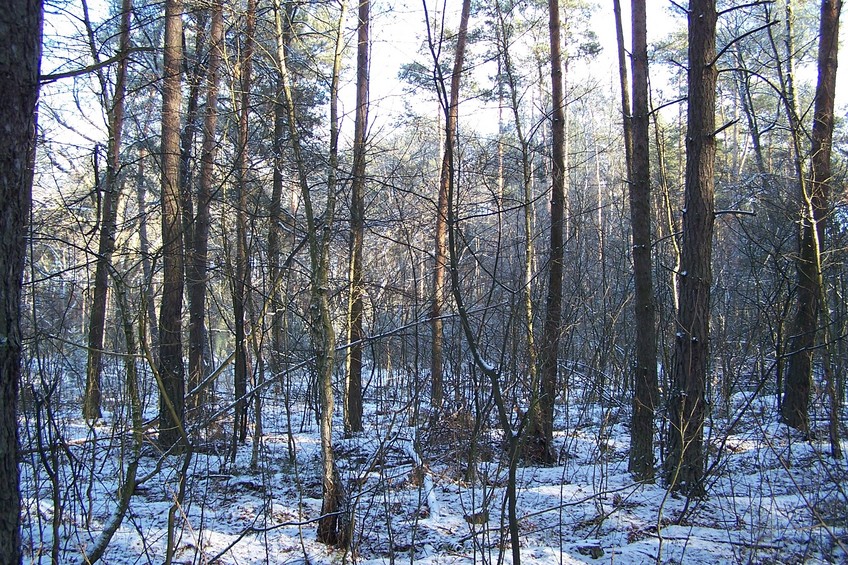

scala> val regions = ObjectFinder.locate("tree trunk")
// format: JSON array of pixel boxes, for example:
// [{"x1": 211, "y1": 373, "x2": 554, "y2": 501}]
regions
[
  {"x1": 81, "y1": 278, "x2": 144, "y2": 565},
  {"x1": 496, "y1": 0, "x2": 539, "y2": 464},
  {"x1": 275, "y1": 0, "x2": 348, "y2": 545},
  {"x1": 344, "y1": 0, "x2": 370, "y2": 436},
  {"x1": 528, "y1": 0, "x2": 567, "y2": 465},
  {"x1": 613, "y1": 0, "x2": 633, "y2": 181},
  {"x1": 430, "y1": 1, "x2": 472, "y2": 413},
  {"x1": 188, "y1": 0, "x2": 222, "y2": 408},
  {"x1": 665, "y1": 0, "x2": 717, "y2": 496},
  {"x1": 178, "y1": 11, "x2": 206, "y2": 279},
  {"x1": 158, "y1": 0, "x2": 186, "y2": 450},
  {"x1": 782, "y1": 0, "x2": 842, "y2": 437},
  {"x1": 316, "y1": 1, "x2": 347, "y2": 544},
  {"x1": 232, "y1": 0, "x2": 256, "y2": 450},
  {"x1": 626, "y1": 0, "x2": 658, "y2": 482},
  {"x1": 810, "y1": 0, "x2": 842, "y2": 458},
  {"x1": 268, "y1": 13, "x2": 290, "y2": 391},
  {"x1": 732, "y1": 45, "x2": 767, "y2": 178},
  {"x1": 83, "y1": 0, "x2": 132, "y2": 422},
  {"x1": 0, "y1": 0, "x2": 41, "y2": 560},
  {"x1": 136, "y1": 148, "x2": 160, "y2": 362}
]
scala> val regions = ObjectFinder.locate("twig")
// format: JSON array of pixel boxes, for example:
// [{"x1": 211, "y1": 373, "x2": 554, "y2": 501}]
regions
[{"x1": 205, "y1": 511, "x2": 347, "y2": 563}]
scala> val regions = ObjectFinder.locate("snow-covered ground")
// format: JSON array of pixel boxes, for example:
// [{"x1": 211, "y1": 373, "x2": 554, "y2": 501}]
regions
[{"x1": 19, "y1": 380, "x2": 848, "y2": 564}]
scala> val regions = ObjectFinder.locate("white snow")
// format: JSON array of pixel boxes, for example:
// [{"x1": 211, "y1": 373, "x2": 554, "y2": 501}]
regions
[{"x1": 18, "y1": 382, "x2": 848, "y2": 564}]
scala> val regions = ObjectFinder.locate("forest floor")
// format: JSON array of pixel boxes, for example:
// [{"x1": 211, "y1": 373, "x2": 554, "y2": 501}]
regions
[{"x1": 19, "y1": 378, "x2": 848, "y2": 564}]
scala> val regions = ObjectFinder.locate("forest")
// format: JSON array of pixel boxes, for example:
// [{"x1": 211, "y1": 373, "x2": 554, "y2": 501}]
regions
[{"x1": 0, "y1": 0, "x2": 846, "y2": 563}]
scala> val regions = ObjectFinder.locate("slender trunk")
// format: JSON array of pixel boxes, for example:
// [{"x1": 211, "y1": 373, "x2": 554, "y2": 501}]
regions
[
  {"x1": 733, "y1": 45, "x2": 767, "y2": 177},
  {"x1": 316, "y1": 1, "x2": 347, "y2": 544},
  {"x1": 626, "y1": 0, "x2": 658, "y2": 481},
  {"x1": 275, "y1": 0, "x2": 348, "y2": 545},
  {"x1": 432, "y1": 7, "x2": 519, "y2": 556},
  {"x1": 430, "y1": 0, "x2": 472, "y2": 412},
  {"x1": 665, "y1": 0, "x2": 717, "y2": 496},
  {"x1": 181, "y1": 11, "x2": 208, "y2": 413},
  {"x1": 530, "y1": 0, "x2": 567, "y2": 464},
  {"x1": 188, "y1": 0, "x2": 222, "y2": 408},
  {"x1": 774, "y1": 0, "x2": 814, "y2": 433},
  {"x1": 83, "y1": 0, "x2": 132, "y2": 421},
  {"x1": 782, "y1": 0, "x2": 842, "y2": 439},
  {"x1": 179, "y1": 11, "x2": 206, "y2": 275},
  {"x1": 495, "y1": 1, "x2": 539, "y2": 462},
  {"x1": 81, "y1": 280, "x2": 143, "y2": 565},
  {"x1": 232, "y1": 0, "x2": 256, "y2": 449},
  {"x1": 136, "y1": 149, "x2": 160, "y2": 361},
  {"x1": 345, "y1": 0, "x2": 370, "y2": 435},
  {"x1": 613, "y1": 0, "x2": 633, "y2": 181},
  {"x1": 268, "y1": 3, "x2": 298, "y2": 399},
  {"x1": 0, "y1": 1, "x2": 41, "y2": 561},
  {"x1": 158, "y1": 0, "x2": 186, "y2": 450}
]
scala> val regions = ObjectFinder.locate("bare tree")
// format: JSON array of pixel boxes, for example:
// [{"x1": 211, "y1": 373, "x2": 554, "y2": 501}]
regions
[
  {"x1": 782, "y1": 0, "x2": 842, "y2": 443},
  {"x1": 268, "y1": 1, "x2": 294, "y2": 413},
  {"x1": 528, "y1": 0, "x2": 567, "y2": 464},
  {"x1": 430, "y1": 0, "x2": 472, "y2": 412},
  {"x1": 344, "y1": 0, "x2": 370, "y2": 435},
  {"x1": 188, "y1": 0, "x2": 223, "y2": 408},
  {"x1": 494, "y1": 0, "x2": 539, "y2": 461},
  {"x1": 82, "y1": 0, "x2": 133, "y2": 422},
  {"x1": 623, "y1": 0, "x2": 659, "y2": 481},
  {"x1": 665, "y1": 0, "x2": 717, "y2": 496},
  {"x1": 275, "y1": 0, "x2": 349, "y2": 545}
]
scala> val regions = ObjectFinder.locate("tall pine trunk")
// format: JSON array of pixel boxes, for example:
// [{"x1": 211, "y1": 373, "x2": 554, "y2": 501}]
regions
[
  {"x1": 430, "y1": 2, "x2": 472, "y2": 412},
  {"x1": 529, "y1": 0, "x2": 567, "y2": 465},
  {"x1": 344, "y1": 0, "x2": 370, "y2": 436},
  {"x1": 83, "y1": 0, "x2": 133, "y2": 421},
  {"x1": 232, "y1": 0, "x2": 256, "y2": 450},
  {"x1": 0, "y1": 0, "x2": 41, "y2": 560},
  {"x1": 782, "y1": 0, "x2": 842, "y2": 439},
  {"x1": 665, "y1": 0, "x2": 717, "y2": 496},
  {"x1": 158, "y1": 0, "x2": 186, "y2": 449},
  {"x1": 626, "y1": 0, "x2": 658, "y2": 481},
  {"x1": 188, "y1": 0, "x2": 222, "y2": 408}
]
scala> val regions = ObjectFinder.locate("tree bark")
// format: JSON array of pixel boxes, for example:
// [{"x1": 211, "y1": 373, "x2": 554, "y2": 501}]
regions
[
  {"x1": 158, "y1": 0, "x2": 186, "y2": 450},
  {"x1": 83, "y1": 0, "x2": 133, "y2": 422},
  {"x1": 528, "y1": 0, "x2": 567, "y2": 464},
  {"x1": 188, "y1": 0, "x2": 222, "y2": 408},
  {"x1": 315, "y1": 1, "x2": 347, "y2": 544},
  {"x1": 275, "y1": 0, "x2": 348, "y2": 545},
  {"x1": 136, "y1": 148, "x2": 160, "y2": 362},
  {"x1": 178, "y1": 11, "x2": 206, "y2": 277},
  {"x1": 782, "y1": 0, "x2": 842, "y2": 437},
  {"x1": 495, "y1": 0, "x2": 539, "y2": 465},
  {"x1": 232, "y1": 0, "x2": 256, "y2": 449},
  {"x1": 344, "y1": 0, "x2": 370, "y2": 435},
  {"x1": 665, "y1": 0, "x2": 717, "y2": 496},
  {"x1": 0, "y1": 0, "x2": 42, "y2": 560},
  {"x1": 268, "y1": 2, "x2": 293, "y2": 394},
  {"x1": 430, "y1": 0, "x2": 472, "y2": 412},
  {"x1": 626, "y1": 0, "x2": 659, "y2": 482}
]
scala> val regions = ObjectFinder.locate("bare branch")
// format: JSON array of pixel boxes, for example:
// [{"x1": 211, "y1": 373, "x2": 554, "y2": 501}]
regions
[{"x1": 39, "y1": 47, "x2": 154, "y2": 84}]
